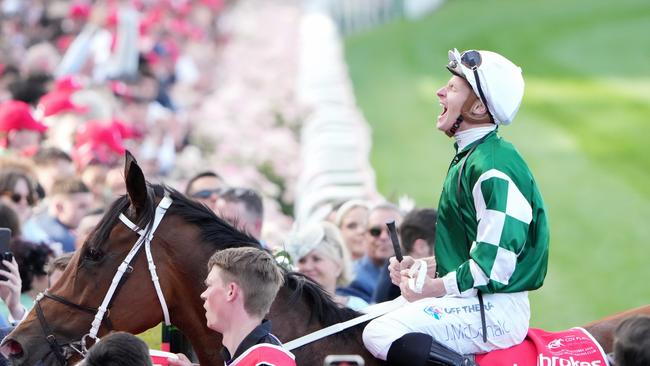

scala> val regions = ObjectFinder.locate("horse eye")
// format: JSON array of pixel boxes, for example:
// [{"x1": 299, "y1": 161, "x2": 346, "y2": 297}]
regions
[{"x1": 84, "y1": 248, "x2": 104, "y2": 261}]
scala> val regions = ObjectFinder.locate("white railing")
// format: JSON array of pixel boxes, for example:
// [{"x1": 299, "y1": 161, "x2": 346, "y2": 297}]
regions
[{"x1": 305, "y1": 0, "x2": 445, "y2": 36}]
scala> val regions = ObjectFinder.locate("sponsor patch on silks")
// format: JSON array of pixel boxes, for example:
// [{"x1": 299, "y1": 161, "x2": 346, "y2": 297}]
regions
[
  {"x1": 423, "y1": 306, "x2": 444, "y2": 320},
  {"x1": 475, "y1": 327, "x2": 608, "y2": 366}
]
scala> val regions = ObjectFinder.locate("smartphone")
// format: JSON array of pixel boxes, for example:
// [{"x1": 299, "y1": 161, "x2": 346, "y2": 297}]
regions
[
  {"x1": 0, "y1": 228, "x2": 12, "y2": 281},
  {"x1": 323, "y1": 355, "x2": 365, "y2": 366}
]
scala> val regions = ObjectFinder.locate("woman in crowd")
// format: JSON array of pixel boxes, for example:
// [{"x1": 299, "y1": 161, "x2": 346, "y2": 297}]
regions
[
  {"x1": 0, "y1": 170, "x2": 36, "y2": 227},
  {"x1": 334, "y1": 200, "x2": 369, "y2": 262},
  {"x1": 288, "y1": 221, "x2": 368, "y2": 310}
]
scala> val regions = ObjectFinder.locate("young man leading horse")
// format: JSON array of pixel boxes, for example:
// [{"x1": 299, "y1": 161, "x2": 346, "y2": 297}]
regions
[
  {"x1": 170, "y1": 247, "x2": 296, "y2": 366},
  {"x1": 362, "y1": 49, "x2": 550, "y2": 366}
]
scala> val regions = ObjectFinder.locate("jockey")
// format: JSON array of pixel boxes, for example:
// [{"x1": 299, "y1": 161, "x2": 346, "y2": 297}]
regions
[
  {"x1": 362, "y1": 49, "x2": 550, "y2": 366},
  {"x1": 170, "y1": 247, "x2": 296, "y2": 366}
]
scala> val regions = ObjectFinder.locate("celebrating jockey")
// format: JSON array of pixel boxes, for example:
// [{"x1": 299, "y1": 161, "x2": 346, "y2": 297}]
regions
[{"x1": 362, "y1": 49, "x2": 550, "y2": 366}]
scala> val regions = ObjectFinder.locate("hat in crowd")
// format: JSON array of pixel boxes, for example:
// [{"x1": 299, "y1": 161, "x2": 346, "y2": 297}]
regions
[
  {"x1": 54, "y1": 75, "x2": 84, "y2": 93},
  {"x1": 111, "y1": 119, "x2": 138, "y2": 140},
  {"x1": 0, "y1": 101, "x2": 47, "y2": 133},
  {"x1": 447, "y1": 48, "x2": 525, "y2": 125},
  {"x1": 75, "y1": 120, "x2": 125, "y2": 155},
  {"x1": 286, "y1": 222, "x2": 326, "y2": 262},
  {"x1": 68, "y1": 1, "x2": 91, "y2": 20},
  {"x1": 38, "y1": 91, "x2": 88, "y2": 118}
]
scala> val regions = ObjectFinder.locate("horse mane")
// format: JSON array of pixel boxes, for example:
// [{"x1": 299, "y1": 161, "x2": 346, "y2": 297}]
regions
[
  {"x1": 88, "y1": 184, "x2": 260, "y2": 252},
  {"x1": 284, "y1": 271, "x2": 361, "y2": 328}
]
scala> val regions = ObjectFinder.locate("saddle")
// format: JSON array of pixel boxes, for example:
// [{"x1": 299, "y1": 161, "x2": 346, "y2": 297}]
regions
[{"x1": 475, "y1": 327, "x2": 609, "y2": 366}]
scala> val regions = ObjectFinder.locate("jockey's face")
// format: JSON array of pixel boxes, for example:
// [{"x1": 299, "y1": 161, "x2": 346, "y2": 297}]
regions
[{"x1": 435, "y1": 75, "x2": 473, "y2": 133}]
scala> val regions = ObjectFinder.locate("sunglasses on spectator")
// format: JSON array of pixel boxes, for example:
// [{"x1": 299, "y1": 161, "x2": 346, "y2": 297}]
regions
[
  {"x1": 190, "y1": 189, "x2": 222, "y2": 199},
  {"x1": 3, "y1": 191, "x2": 34, "y2": 206},
  {"x1": 447, "y1": 49, "x2": 495, "y2": 124},
  {"x1": 221, "y1": 187, "x2": 256, "y2": 198},
  {"x1": 368, "y1": 226, "x2": 397, "y2": 238}
]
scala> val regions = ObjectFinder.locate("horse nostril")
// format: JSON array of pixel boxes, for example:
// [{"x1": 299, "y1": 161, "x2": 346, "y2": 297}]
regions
[{"x1": 0, "y1": 338, "x2": 25, "y2": 360}]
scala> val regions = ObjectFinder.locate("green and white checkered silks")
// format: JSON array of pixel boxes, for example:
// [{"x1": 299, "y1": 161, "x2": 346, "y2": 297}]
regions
[
  {"x1": 468, "y1": 169, "x2": 532, "y2": 287},
  {"x1": 437, "y1": 131, "x2": 549, "y2": 297}
]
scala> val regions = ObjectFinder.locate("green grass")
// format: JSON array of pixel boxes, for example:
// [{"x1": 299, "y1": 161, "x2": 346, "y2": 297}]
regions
[{"x1": 345, "y1": 0, "x2": 650, "y2": 330}]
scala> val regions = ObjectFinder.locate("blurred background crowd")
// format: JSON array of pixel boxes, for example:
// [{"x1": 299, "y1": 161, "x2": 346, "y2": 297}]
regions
[{"x1": 0, "y1": 0, "x2": 439, "y2": 334}]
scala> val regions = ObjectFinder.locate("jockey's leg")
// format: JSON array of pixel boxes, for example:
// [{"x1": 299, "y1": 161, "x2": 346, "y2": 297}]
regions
[
  {"x1": 362, "y1": 292, "x2": 530, "y2": 361},
  {"x1": 386, "y1": 333, "x2": 477, "y2": 366}
]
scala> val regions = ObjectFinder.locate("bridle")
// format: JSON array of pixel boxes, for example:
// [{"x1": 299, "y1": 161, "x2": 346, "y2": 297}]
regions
[{"x1": 33, "y1": 195, "x2": 174, "y2": 365}]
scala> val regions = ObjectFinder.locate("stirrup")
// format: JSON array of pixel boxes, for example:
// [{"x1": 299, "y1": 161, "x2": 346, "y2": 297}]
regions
[{"x1": 427, "y1": 338, "x2": 477, "y2": 366}]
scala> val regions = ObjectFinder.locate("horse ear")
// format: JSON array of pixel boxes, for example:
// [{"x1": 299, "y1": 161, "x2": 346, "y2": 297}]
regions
[{"x1": 124, "y1": 150, "x2": 147, "y2": 213}]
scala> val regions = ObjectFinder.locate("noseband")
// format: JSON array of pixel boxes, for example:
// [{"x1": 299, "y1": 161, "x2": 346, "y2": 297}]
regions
[{"x1": 33, "y1": 196, "x2": 173, "y2": 365}]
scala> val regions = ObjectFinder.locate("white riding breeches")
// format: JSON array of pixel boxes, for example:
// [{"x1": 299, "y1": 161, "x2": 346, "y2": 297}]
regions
[{"x1": 362, "y1": 292, "x2": 530, "y2": 360}]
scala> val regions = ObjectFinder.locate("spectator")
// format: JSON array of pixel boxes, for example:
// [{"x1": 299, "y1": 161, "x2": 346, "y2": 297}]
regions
[
  {"x1": 613, "y1": 315, "x2": 650, "y2": 366},
  {"x1": 31, "y1": 147, "x2": 75, "y2": 198},
  {"x1": 215, "y1": 187, "x2": 264, "y2": 240},
  {"x1": 287, "y1": 222, "x2": 368, "y2": 311},
  {"x1": 27, "y1": 177, "x2": 92, "y2": 253},
  {"x1": 0, "y1": 203, "x2": 26, "y2": 326},
  {"x1": 47, "y1": 252, "x2": 73, "y2": 288},
  {"x1": 0, "y1": 239, "x2": 54, "y2": 321},
  {"x1": 0, "y1": 253, "x2": 25, "y2": 327},
  {"x1": 0, "y1": 202, "x2": 20, "y2": 236},
  {"x1": 340, "y1": 203, "x2": 403, "y2": 303},
  {"x1": 373, "y1": 208, "x2": 437, "y2": 303},
  {"x1": 0, "y1": 100, "x2": 47, "y2": 156},
  {"x1": 7, "y1": 73, "x2": 52, "y2": 106},
  {"x1": 79, "y1": 162, "x2": 110, "y2": 211},
  {"x1": 80, "y1": 331, "x2": 153, "y2": 366},
  {"x1": 185, "y1": 171, "x2": 225, "y2": 210},
  {"x1": 334, "y1": 200, "x2": 369, "y2": 262},
  {"x1": 105, "y1": 167, "x2": 127, "y2": 198},
  {"x1": 74, "y1": 208, "x2": 104, "y2": 251},
  {"x1": 169, "y1": 247, "x2": 296, "y2": 366},
  {"x1": 0, "y1": 170, "x2": 36, "y2": 226}
]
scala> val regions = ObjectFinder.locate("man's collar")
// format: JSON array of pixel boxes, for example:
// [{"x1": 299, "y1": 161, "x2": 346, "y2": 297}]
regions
[{"x1": 221, "y1": 319, "x2": 273, "y2": 363}]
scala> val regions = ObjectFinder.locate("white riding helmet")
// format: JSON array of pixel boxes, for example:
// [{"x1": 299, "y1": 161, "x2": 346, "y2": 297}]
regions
[{"x1": 446, "y1": 48, "x2": 525, "y2": 125}]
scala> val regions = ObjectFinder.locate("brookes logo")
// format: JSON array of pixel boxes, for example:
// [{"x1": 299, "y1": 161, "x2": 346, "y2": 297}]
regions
[{"x1": 538, "y1": 354, "x2": 603, "y2": 366}]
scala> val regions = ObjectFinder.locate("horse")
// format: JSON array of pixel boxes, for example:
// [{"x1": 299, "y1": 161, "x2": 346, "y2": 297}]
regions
[
  {"x1": 0, "y1": 153, "x2": 377, "y2": 366},
  {"x1": 0, "y1": 152, "x2": 646, "y2": 365}
]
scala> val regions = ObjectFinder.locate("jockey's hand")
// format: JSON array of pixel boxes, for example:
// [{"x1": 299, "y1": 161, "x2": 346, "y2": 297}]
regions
[
  {"x1": 422, "y1": 256, "x2": 437, "y2": 278},
  {"x1": 168, "y1": 353, "x2": 197, "y2": 366},
  {"x1": 388, "y1": 256, "x2": 415, "y2": 286},
  {"x1": 399, "y1": 275, "x2": 446, "y2": 302}
]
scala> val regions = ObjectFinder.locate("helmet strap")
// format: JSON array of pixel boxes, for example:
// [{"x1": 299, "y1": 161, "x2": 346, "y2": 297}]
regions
[{"x1": 446, "y1": 115, "x2": 463, "y2": 137}]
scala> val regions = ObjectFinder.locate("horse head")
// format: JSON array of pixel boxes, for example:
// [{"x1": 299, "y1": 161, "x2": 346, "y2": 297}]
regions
[{"x1": 0, "y1": 152, "x2": 251, "y2": 365}]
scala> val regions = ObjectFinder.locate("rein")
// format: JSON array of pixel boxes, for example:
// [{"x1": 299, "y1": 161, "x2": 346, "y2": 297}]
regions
[{"x1": 33, "y1": 195, "x2": 173, "y2": 365}]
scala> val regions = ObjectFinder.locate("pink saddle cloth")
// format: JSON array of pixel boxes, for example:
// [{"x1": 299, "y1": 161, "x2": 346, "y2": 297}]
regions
[{"x1": 475, "y1": 327, "x2": 609, "y2": 366}]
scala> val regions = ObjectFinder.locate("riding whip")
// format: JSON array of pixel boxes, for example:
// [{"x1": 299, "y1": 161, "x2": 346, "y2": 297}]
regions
[{"x1": 386, "y1": 220, "x2": 403, "y2": 262}]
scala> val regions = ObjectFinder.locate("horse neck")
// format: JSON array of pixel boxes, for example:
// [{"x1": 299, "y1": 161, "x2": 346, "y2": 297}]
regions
[
  {"x1": 268, "y1": 282, "x2": 381, "y2": 365},
  {"x1": 157, "y1": 220, "x2": 225, "y2": 365}
]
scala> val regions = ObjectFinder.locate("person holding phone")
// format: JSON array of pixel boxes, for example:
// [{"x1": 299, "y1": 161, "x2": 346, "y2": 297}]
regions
[
  {"x1": 361, "y1": 49, "x2": 550, "y2": 366},
  {"x1": 168, "y1": 247, "x2": 296, "y2": 366},
  {"x1": 0, "y1": 227, "x2": 26, "y2": 327}
]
